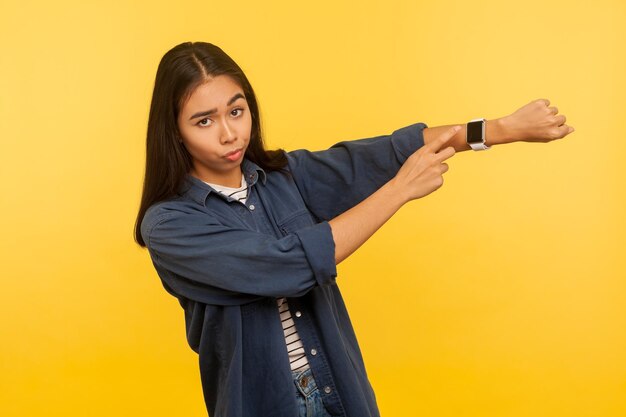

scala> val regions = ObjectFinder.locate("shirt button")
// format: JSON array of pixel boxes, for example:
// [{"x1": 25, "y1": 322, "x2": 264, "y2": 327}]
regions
[
  {"x1": 310, "y1": 348, "x2": 317, "y2": 356},
  {"x1": 295, "y1": 311, "x2": 302, "y2": 318},
  {"x1": 249, "y1": 204, "x2": 255, "y2": 211},
  {"x1": 323, "y1": 386, "x2": 332, "y2": 394}
]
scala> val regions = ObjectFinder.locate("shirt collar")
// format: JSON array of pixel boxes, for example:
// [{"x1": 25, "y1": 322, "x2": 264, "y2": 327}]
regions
[
  {"x1": 241, "y1": 158, "x2": 267, "y2": 186},
  {"x1": 181, "y1": 159, "x2": 267, "y2": 206}
]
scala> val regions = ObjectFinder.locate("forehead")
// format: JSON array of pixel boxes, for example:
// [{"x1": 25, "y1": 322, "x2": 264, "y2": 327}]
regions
[{"x1": 181, "y1": 75, "x2": 244, "y2": 112}]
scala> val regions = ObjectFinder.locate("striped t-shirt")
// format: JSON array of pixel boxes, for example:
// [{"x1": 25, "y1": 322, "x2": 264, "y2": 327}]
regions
[{"x1": 203, "y1": 174, "x2": 310, "y2": 373}]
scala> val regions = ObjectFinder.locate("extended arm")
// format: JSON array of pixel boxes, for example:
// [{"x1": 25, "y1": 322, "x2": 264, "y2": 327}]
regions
[
  {"x1": 329, "y1": 126, "x2": 459, "y2": 264},
  {"x1": 287, "y1": 122, "x2": 429, "y2": 222},
  {"x1": 328, "y1": 98, "x2": 575, "y2": 263},
  {"x1": 143, "y1": 210, "x2": 337, "y2": 305},
  {"x1": 423, "y1": 99, "x2": 575, "y2": 152}
]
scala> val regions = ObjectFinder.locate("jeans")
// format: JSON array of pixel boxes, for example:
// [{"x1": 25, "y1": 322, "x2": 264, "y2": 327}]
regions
[{"x1": 292, "y1": 367, "x2": 333, "y2": 417}]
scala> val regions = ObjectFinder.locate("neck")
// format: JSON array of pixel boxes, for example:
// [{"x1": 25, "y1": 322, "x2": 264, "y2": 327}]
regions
[{"x1": 192, "y1": 167, "x2": 242, "y2": 188}]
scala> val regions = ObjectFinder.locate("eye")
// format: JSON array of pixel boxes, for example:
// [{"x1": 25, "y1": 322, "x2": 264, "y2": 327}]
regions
[
  {"x1": 231, "y1": 108, "x2": 243, "y2": 117},
  {"x1": 197, "y1": 118, "x2": 212, "y2": 127}
]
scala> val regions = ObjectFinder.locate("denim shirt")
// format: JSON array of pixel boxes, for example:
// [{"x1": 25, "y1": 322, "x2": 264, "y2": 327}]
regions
[{"x1": 141, "y1": 122, "x2": 427, "y2": 417}]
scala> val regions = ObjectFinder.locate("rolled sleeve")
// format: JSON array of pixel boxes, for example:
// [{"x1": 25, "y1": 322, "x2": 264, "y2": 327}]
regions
[
  {"x1": 294, "y1": 221, "x2": 337, "y2": 287},
  {"x1": 388, "y1": 121, "x2": 429, "y2": 162}
]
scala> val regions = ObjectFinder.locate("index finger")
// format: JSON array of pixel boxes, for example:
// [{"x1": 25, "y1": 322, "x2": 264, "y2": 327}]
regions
[
  {"x1": 425, "y1": 125, "x2": 461, "y2": 153},
  {"x1": 435, "y1": 145, "x2": 456, "y2": 163}
]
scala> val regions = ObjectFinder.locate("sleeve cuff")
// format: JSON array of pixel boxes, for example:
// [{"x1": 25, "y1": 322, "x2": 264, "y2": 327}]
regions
[
  {"x1": 390, "y1": 122, "x2": 429, "y2": 163},
  {"x1": 294, "y1": 221, "x2": 337, "y2": 287}
]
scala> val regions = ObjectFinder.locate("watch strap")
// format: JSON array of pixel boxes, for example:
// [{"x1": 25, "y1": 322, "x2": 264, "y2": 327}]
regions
[{"x1": 469, "y1": 142, "x2": 490, "y2": 150}]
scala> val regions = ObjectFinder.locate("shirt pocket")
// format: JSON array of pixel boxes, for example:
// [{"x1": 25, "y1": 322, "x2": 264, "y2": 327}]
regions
[{"x1": 276, "y1": 209, "x2": 316, "y2": 236}]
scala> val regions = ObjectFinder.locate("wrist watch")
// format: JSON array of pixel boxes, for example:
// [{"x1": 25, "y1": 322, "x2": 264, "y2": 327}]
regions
[{"x1": 466, "y1": 118, "x2": 490, "y2": 151}]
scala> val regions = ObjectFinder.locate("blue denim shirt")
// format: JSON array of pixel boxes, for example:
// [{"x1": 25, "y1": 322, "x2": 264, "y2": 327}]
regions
[{"x1": 141, "y1": 122, "x2": 427, "y2": 417}]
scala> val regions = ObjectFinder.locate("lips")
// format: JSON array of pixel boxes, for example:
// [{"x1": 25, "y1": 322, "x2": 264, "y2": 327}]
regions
[{"x1": 224, "y1": 148, "x2": 243, "y2": 162}]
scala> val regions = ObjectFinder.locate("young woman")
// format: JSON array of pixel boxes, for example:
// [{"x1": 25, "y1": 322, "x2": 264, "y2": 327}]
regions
[{"x1": 134, "y1": 42, "x2": 573, "y2": 417}]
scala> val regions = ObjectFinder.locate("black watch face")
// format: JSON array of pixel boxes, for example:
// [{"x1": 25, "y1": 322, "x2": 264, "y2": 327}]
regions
[{"x1": 467, "y1": 121, "x2": 484, "y2": 144}]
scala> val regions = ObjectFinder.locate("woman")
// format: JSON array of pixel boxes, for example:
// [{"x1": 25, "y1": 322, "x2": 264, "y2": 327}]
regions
[{"x1": 134, "y1": 41, "x2": 573, "y2": 417}]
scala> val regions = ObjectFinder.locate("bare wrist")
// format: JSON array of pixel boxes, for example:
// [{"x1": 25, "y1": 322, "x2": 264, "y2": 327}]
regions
[
  {"x1": 384, "y1": 177, "x2": 411, "y2": 207},
  {"x1": 485, "y1": 118, "x2": 512, "y2": 146}
]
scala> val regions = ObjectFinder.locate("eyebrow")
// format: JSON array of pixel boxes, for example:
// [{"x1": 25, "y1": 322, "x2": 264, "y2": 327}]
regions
[{"x1": 189, "y1": 93, "x2": 246, "y2": 120}]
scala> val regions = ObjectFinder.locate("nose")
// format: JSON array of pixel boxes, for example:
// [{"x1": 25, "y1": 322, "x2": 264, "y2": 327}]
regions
[{"x1": 220, "y1": 118, "x2": 236, "y2": 144}]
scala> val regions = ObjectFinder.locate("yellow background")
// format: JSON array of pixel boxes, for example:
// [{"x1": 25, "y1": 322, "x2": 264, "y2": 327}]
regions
[{"x1": 1, "y1": 0, "x2": 625, "y2": 416}]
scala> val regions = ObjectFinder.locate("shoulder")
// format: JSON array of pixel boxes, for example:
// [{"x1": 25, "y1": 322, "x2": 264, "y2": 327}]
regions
[{"x1": 140, "y1": 197, "x2": 210, "y2": 248}]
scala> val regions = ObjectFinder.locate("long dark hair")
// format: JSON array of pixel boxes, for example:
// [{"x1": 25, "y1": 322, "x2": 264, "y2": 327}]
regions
[{"x1": 134, "y1": 42, "x2": 287, "y2": 247}]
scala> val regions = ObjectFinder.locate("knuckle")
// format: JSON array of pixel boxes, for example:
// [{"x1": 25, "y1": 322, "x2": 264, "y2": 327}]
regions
[{"x1": 549, "y1": 128, "x2": 561, "y2": 139}]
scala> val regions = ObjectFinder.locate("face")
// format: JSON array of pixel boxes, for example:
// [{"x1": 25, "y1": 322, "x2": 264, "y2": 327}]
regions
[{"x1": 177, "y1": 74, "x2": 252, "y2": 187}]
